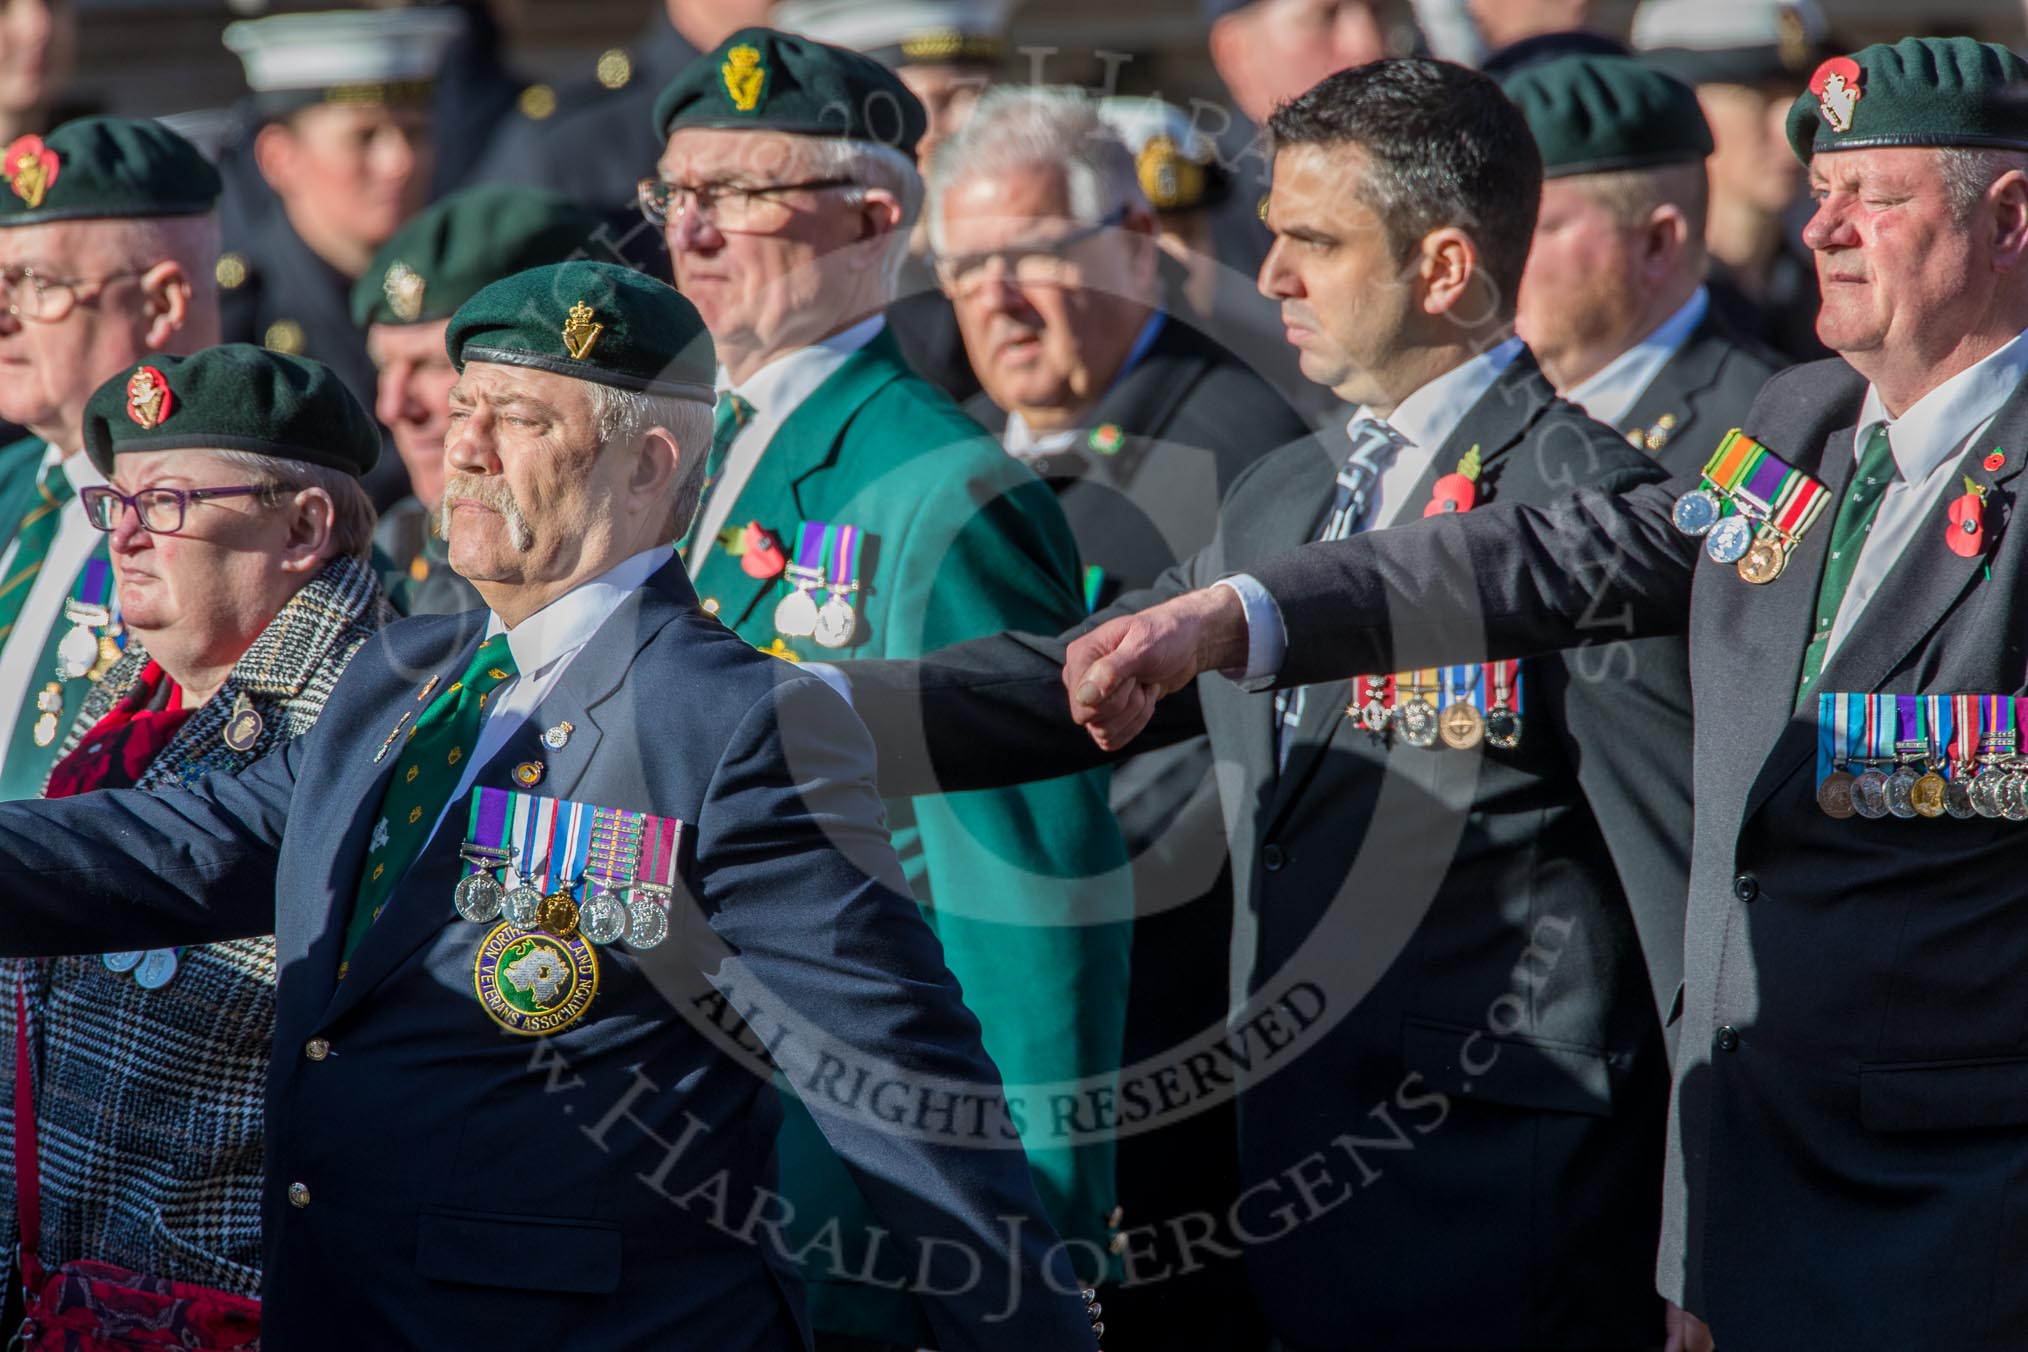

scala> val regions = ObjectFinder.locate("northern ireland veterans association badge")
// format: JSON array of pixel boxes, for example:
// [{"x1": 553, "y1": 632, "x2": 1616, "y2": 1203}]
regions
[{"x1": 473, "y1": 922, "x2": 599, "y2": 1035}]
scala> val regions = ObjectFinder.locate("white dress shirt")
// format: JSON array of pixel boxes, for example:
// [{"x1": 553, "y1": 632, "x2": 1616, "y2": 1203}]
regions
[
  {"x1": 686, "y1": 315, "x2": 886, "y2": 578},
  {"x1": 1566, "y1": 287, "x2": 1709, "y2": 429},
  {"x1": 1821, "y1": 326, "x2": 2028, "y2": 659},
  {"x1": 423, "y1": 545, "x2": 671, "y2": 847},
  {"x1": 0, "y1": 446, "x2": 106, "y2": 758},
  {"x1": 1222, "y1": 337, "x2": 1524, "y2": 679}
]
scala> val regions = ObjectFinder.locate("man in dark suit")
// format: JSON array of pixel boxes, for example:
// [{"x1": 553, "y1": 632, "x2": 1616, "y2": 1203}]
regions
[
  {"x1": 1063, "y1": 36, "x2": 2028, "y2": 1352},
  {"x1": 927, "y1": 84, "x2": 1307, "y2": 1352},
  {"x1": 1509, "y1": 55, "x2": 1783, "y2": 477},
  {"x1": 827, "y1": 58, "x2": 1693, "y2": 1349},
  {"x1": 0, "y1": 262, "x2": 1103, "y2": 1350}
]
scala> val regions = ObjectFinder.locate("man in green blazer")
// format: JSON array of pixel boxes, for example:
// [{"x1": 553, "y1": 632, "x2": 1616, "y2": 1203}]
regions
[
  {"x1": 650, "y1": 29, "x2": 1130, "y2": 1349},
  {"x1": 0, "y1": 118, "x2": 222, "y2": 801}
]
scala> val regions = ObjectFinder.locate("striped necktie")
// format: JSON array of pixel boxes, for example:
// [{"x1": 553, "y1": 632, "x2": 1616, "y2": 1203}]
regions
[
  {"x1": 0, "y1": 462, "x2": 72, "y2": 644},
  {"x1": 1276, "y1": 418, "x2": 1409, "y2": 762},
  {"x1": 678, "y1": 392, "x2": 754, "y2": 552},
  {"x1": 1798, "y1": 423, "x2": 1900, "y2": 696}
]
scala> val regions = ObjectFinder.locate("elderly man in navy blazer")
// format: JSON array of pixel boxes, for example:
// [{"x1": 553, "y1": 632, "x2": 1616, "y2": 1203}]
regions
[{"x1": 0, "y1": 261, "x2": 1104, "y2": 1351}]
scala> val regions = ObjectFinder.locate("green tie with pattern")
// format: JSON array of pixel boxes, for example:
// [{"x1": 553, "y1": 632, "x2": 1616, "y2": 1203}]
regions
[
  {"x1": 677, "y1": 392, "x2": 753, "y2": 553},
  {"x1": 0, "y1": 462, "x2": 72, "y2": 644},
  {"x1": 343, "y1": 633, "x2": 518, "y2": 970},
  {"x1": 1798, "y1": 424, "x2": 1900, "y2": 695}
]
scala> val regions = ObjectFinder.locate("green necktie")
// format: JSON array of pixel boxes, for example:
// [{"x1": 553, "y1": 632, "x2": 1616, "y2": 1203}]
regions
[
  {"x1": 343, "y1": 633, "x2": 518, "y2": 969},
  {"x1": 0, "y1": 462, "x2": 72, "y2": 644},
  {"x1": 1798, "y1": 424, "x2": 1900, "y2": 695},
  {"x1": 677, "y1": 392, "x2": 754, "y2": 553}
]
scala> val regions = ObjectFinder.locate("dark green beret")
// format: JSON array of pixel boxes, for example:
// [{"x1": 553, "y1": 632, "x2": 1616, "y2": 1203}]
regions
[
  {"x1": 352, "y1": 187, "x2": 609, "y2": 329},
  {"x1": 1787, "y1": 37, "x2": 2028, "y2": 164},
  {"x1": 445, "y1": 260, "x2": 716, "y2": 401},
  {"x1": 0, "y1": 117, "x2": 220, "y2": 228},
  {"x1": 1504, "y1": 56, "x2": 1712, "y2": 179},
  {"x1": 83, "y1": 344, "x2": 379, "y2": 478},
  {"x1": 652, "y1": 27, "x2": 928, "y2": 156}
]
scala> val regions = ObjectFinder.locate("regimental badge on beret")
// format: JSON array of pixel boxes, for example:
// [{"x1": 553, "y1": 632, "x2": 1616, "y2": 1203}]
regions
[
  {"x1": 4, "y1": 134, "x2": 58, "y2": 209},
  {"x1": 1136, "y1": 135, "x2": 1205, "y2": 213},
  {"x1": 383, "y1": 260, "x2": 426, "y2": 323},
  {"x1": 562, "y1": 300, "x2": 603, "y2": 360},
  {"x1": 1811, "y1": 56, "x2": 1862, "y2": 134},
  {"x1": 126, "y1": 365, "x2": 172, "y2": 429},
  {"x1": 722, "y1": 43, "x2": 767, "y2": 114}
]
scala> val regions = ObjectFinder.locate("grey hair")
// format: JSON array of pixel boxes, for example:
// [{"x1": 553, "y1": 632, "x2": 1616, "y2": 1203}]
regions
[
  {"x1": 796, "y1": 136, "x2": 923, "y2": 297},
  {"x1": 208, "y1": 448, "x2": 377, "y2": 563},
  {"x1": 924, "y1": 86, "x2": 1146, "y2": 255},
  {"x1": 583, "y1": 382, "x2": 718, "y2": 541},
  {"x1": 1937, "y1": 148, "x2": 2028, "y2": 222}
]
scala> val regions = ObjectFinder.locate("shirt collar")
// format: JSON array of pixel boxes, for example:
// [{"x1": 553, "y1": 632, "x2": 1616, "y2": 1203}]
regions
[
  {"x1": 1566, "y1": 287, "x2": 1709, "y2": 428},
  {"x1": 719, "y1": 314, "x2": 885, "y2": 407},
  {"x1": 485, "y1": 546, "x2": 671, "y2": 677},
  {"x1": 61, "y1": 450, "x2": 104, "y2": 493},
  {"x1": 1356, "y1": 336, "x2": 1524, "y2": 449},
  {"x1": 1854, "y1": 325, "x2": 2028, "y2": 484}
]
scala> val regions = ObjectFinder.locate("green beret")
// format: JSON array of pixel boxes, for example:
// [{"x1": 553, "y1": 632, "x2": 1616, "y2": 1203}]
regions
[
  {"x1": 83, "y1": 344, "x2": 379, "y2": 478},
  {"x1": 651, "y1": 27, "x2": 928, "y2": 156},
  {"x1": 0, "y1": 117, "x2": 220, "y2": 228},
  {"x1": 352, "y1": 187, "x2": 610, "y2": 329},
  {"x1": 1787, "y1": 37, "x2": 2028, "y2": 164},
  {"x1": 445, "y1": 260, "x2": 716, "y2": 401},
  {"x1": 1504, "y1": 56, "x2": 1712, "y2": 179}
]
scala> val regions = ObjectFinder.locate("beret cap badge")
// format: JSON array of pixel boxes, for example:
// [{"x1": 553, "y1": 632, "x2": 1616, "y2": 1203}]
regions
[
  {"x1": 1811, "y1": 56, "x2": 1862, "y2": 134},
  {"x1": 4, "y1": 134, "x2": 58, "y2": 209},
  {"x1": 125, "y1": 365, "x2": 172, "y2": 430},
  {"x1": 561, "y1": 300, "x2": 603, "y2": 360},
  {"x1": 382, "y1": 260, "x2": 426, "y2": 323},
  {"x1": 722, "y1": 43, "x2": 766, "y2": 114}
]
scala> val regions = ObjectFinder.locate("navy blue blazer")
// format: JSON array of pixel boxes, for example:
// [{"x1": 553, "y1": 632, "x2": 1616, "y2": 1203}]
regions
[{"x1": 0, "y1": 560, "x2": 1097, "y2": 1351}]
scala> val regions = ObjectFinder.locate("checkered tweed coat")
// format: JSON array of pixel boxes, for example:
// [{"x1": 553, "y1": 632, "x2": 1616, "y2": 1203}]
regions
[{"x1": 0, "y1": 553, "x2": 391, "y2": 1298}]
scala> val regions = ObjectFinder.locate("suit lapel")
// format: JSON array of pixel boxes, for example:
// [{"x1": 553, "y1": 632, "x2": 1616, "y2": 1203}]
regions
[
  {"x1": 1621, "y1": 317, "x2": 1731, "y2": 447},
  {"x1": 703, "y1": 331, "x2": 912, "y2": 632}
]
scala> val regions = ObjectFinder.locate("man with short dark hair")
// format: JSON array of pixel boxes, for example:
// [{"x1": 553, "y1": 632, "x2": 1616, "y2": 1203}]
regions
[
  {"x1": 1064, "y1": 34, "x2": 2028, "y2": 1351},
  {"x1": 827, "y1": 56, "x2": 1694, "y2": 1348},
  {"x1": 1509, "y1": 55, "x2": 1783, "y2": 474}
]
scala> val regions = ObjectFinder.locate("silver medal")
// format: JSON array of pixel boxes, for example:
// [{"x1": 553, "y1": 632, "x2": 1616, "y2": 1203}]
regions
[
  {"x1": 55, "y1": 624, "x2": 98, "y2": 680},
  {"x1": 501, "y1": 880, "x2": 544, "y2": 929},
  {"x1": 2005, "y1": 775, "x2": 2028, "y2": 822},
  {"x1": 454, "y1": 871, "x2": 505, "y2": 923},
  {"x1": 773, "y1": 587, "x2": 820, "y2": 638},
  {"x1": 578, "y1": 885, "x2": 629, "y2": 945},
  {"x1": 101, "y1": 950, "x2": 144, "y2": 974},
  {"x1": 133, "y1": 948, "x2": 178, "y2": 990},
  {"x1": 1485, "y1": 707, "x2": 1522, "y2": 750},
  {"x1": 626, "y1": 895, "x2": 670, "y2": 949},
  {"x1": 1397, "y1": 699, "x2": 1439, "y2": 748},
  {"x1": 1852, "y1": 769, "x2": 1890, "y2": 819},
  {"x1": 1670, "y1": 489, "x2": 1724, "y2": 537},
  {"x1": 812, "y1": 594, "x2": 859, "y2": 650},
  {"x1": 1704, "y1": 514, "x2": 1754, "y2": 565},
  {"x1": 1945, "y1": 779, "x2": 1977, "y2": 819},
  {"x1": 1972, "y1": 772, "x2": 2002, "y2": 818},
  {"x1": 1885, "y1": 766, "x2": 1920, "y2": 819}
]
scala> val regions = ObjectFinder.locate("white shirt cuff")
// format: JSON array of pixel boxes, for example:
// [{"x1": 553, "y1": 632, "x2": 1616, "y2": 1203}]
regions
[
  {"x1": 1213, "y1": 575, "x2": 1283, "y2": 691},
  {"x1": 800, "y1": 662, "x2": 854, "y2": 708}
]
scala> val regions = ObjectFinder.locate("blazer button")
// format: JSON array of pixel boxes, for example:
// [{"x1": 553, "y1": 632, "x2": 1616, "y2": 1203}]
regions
[
  {"x1": 1733, "y1": 873, "x2": 1758, "y2": 902},
  {"x1": 287, "y1": 1182, "x2": 312, "y2": 1209},
  {"x1": 1714, "y1": 1026, "x2": 1740, "y2": 1054},
  {"x1": 303, "y1": 1038, "x2": 330, "y2": 1062},
  {"x1": 1262, "y1": 844, "x2": 1286, "y2": 872}
]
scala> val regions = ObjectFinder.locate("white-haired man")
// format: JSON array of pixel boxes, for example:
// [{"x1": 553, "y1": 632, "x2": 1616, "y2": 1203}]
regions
[
  {"x1": 649, "y1": 28, "x2": 1129, "y2": 1352},
  {"x1": 0, "y1": 116, "x2": 222, "y2": 802}
]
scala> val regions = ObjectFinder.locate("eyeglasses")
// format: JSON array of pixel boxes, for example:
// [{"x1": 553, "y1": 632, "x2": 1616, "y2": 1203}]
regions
[
  {"x1": 81, "y1": 484, "x2": 270, "y2": 535},
  {"x1": 636, "y1": 175, "x2": 857, "y2": 233},
  {"x1": 932, "y1": 208, "x2": 1129, "y2": 298},
  {"x1": 0, "y1": 266, "x2": 145, "y2": 322}
]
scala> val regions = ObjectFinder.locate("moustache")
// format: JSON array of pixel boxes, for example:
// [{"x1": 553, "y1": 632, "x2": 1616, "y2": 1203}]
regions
[{"x1": 440, "y1": 477, "x2": 534, "y2": 553}]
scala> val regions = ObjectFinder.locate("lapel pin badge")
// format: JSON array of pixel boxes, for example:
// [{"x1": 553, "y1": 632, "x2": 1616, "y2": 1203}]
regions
[
  {"x1": 513, "y1": 761, "x2": 546, "y2": 787},
  {"x1": 542, "y1": 720, "x2": 573, "y2": 750},
  {"x1": 1948, "y1": 475, "x2": 1989, "y2": 559},
  {"x1": 1425, "y1": 444, "x2": 1482, "y2": 518}
]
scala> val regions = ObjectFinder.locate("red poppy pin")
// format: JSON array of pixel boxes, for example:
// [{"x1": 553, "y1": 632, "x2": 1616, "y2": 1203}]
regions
[
  {"x1": 1425, "y1": 444, "x2": 1481, "y2": 518},
  {"x1": 740, "y1": 521, "x2": 787, "y2": 579},
  {"x1": 1948, "y1": 475, "x2": 1988, "y2": 559},
  {"x1": 2, "y1": 134, "x2": 57, "y2": 209},
  {"x1": 1985, "y1": 448, "x2": 2006, "y2": 473}
]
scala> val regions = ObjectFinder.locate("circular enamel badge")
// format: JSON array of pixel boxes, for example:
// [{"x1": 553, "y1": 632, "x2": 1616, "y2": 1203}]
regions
[{"x1": 473, "y1": 923, "x2": 599, "y2": 1036}]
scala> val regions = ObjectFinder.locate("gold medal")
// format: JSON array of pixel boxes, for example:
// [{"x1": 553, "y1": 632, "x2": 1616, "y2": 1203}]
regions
[
  {"x1": 1738, "y1": 535, "x2": 1786, "y2": 584},
  {"x1": 1911, "y1": 770, "x2": 1948, "y2": 819},
  {"x1": 1439, "y1": 700, "x2": 1484, "y2": 750},
  {"x1": 536, "y1": 890, "x2": 580, "y2": 939}
]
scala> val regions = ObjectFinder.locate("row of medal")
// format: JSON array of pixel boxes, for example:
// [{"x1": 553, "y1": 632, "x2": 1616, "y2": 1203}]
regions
[
  {"x1": 1670, "y1": 429, "x2": 1830, "y2": 585},
  {"x1": 453, "y1": 787, "x2": 681, "y2": 949},
  {"x1": 100, "y1": 947, "x2": 180, "y2": 988},
  {"x1": 772, "y1": 522, "x2": 863, "y2": 650},
  {"x1": 35, "y1": 559, "x2": 124, "y2": 747},
  {"x1": 1815, "y1": 692, "x2": 2028, "y2": 820},
  {"x1": 1343, "y1": 662, "x2": 1524, "y2": 751}
]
